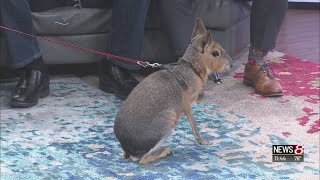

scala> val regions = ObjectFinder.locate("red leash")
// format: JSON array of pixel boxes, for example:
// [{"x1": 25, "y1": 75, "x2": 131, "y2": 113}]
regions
[{"x1": 0, "y1": 25, "x2": 161, "y2": 68}]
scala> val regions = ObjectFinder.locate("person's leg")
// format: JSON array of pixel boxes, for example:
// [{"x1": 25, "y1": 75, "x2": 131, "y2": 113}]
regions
[
  {"x1": 110, "y1": 0, "x2": 151, "y2": 70},
  {"x1": 0, "y1": 0, "x2": 42, "y2": 69},
  {"x1": 159, "y1": 0, "x2": 194, "y2": 59},
  {"x1": 99, "y1": 0, "x2": 151, "y2": 99},
  {"x1": 250, "y1": 0, "x2": 288, "y2": 56},
  {"x1": 0, "y1": 0, "x2": 65, "y2": 107},
  {"x1": 244, "y1": 0, "x2": 288, "y2": 96}
]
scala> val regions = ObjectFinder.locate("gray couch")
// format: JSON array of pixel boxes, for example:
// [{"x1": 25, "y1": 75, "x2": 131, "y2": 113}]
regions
[{"x1": 0, "y1": 0, "x2": 250, "y2": 67}]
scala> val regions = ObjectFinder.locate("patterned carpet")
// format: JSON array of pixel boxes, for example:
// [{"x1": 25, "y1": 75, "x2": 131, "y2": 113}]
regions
[{"x1": 0, "y1": 51, "x2": 319, "y2": 179}]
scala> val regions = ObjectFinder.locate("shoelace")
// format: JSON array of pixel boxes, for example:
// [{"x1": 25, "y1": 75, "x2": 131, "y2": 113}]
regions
[{"x1": 257, "y1": 63, "x2": 275, "y2": 78}]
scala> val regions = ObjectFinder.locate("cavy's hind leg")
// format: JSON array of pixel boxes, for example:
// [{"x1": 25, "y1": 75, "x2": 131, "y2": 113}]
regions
[
  {"x1": 139, "y1": 129, "x2": 174, "y2": 164},
  {"x1": 123, "y1": 152, "x2": 140, "y2": 162},
  {"x1": 139, "y1": 147, "x2": 172, "y2": 164}
]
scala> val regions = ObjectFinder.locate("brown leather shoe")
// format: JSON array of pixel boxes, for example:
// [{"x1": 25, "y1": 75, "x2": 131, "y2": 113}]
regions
[{"x1": 243, "y1": 60, "x2": 283, "y2": 97}]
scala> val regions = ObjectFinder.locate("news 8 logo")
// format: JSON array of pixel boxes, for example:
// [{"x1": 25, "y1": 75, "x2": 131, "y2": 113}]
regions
[
  {"x1": 294, "y1": 145, "x2": 304, "y2": 154},
  {"x1": 272, "y1": 145, "x2": 304, "y2": 162}
]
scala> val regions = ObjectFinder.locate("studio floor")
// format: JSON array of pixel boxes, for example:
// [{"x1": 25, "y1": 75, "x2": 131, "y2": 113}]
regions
[{"x1": 1, "y1": 50, "x2": 319, "y2": 179}]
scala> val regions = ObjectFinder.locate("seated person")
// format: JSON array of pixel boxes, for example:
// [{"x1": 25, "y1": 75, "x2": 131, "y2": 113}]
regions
[{"x1": 0, "y1": 0, "x2": 194, "y2": 108}]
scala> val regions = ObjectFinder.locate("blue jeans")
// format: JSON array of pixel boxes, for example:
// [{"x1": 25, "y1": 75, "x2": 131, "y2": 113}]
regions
[
  {"x1": 0, "y1": 0, "x2": 41, "y2": 69},
  {"x1": 0, "y1": 0, "x2": 72, "y2": 68}
]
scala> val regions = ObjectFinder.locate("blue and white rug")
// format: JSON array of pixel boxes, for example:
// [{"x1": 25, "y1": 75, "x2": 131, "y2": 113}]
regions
[{"x1": 0, "y1": 52, "x2": 319, "y2": 179}]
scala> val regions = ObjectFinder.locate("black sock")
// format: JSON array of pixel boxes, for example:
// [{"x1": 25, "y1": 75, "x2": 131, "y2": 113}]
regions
[{"x1": 24, "y1": 56, "x2": 46, "y2": 72}]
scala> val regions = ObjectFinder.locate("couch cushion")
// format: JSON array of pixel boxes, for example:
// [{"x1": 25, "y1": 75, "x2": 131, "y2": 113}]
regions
[
  {"x1": 32, "y1": 7, "x2": 112, "y2": 35},
  {"x1": 193, "y1": 0, "x2": 251, "y2": 30}
]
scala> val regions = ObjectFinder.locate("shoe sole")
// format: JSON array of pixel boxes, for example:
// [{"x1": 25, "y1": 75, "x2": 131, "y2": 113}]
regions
[
  {"x1": 243, "y1": 78, "x2": 283, "y2": 97},
  {"x1": 9, "y1": 88, "x2": 50, "y2": 108}
]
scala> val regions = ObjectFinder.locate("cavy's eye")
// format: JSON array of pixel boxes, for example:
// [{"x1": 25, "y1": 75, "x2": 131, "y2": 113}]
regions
[{"x1": 212, "y1": 51, "x2": 219, "y2": 57}]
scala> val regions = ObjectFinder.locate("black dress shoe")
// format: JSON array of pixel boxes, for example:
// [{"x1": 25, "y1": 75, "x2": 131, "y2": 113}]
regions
[
  {"x1": 9, "y1": 70, "x2": 50, "y2": 108},
  {"x1": 99, "y1": 61, "x2": 140, "y2": 99}
]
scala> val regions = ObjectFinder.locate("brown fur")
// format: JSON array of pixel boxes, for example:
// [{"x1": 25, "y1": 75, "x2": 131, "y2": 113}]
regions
[{"x1": 113, "y1": 18, "x2": 232, "y2": 164}]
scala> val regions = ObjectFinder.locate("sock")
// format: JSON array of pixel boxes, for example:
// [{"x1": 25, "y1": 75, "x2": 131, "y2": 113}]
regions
[
  {"x1": 248, "y1": 46, "x2": 268, "y2": 64},
  {"x1": 23, "y1": 56, "x2": 46, "y2": 72}
]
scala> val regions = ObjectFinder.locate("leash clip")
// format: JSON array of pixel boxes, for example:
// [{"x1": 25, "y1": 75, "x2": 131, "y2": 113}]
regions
[
  {"x1": 138, "y1": 61, "x2": 162, "y2": 68},
  {"x1": 148, "y1": 62, "x2": 162, "y2": 68}
]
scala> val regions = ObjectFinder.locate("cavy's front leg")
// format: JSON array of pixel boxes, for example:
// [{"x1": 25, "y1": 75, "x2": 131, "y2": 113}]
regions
[{"x1": 184, "y1": 105, "x2": 212, "y2": 145}]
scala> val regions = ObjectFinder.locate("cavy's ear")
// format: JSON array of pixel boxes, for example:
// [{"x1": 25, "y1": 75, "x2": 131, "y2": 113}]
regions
[
  {"x1": 203, "y1": 30, "x2": 213, "y2": 53},
  {"x1": 192, "y1": 30, "x2": 213, "y2": 53},
  {"x1": 191, "y1": 18, "x2": 206, "y2": 40}
]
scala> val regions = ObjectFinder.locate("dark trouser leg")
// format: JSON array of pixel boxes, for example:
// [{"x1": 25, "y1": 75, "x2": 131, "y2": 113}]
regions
[
  {"x1": 97, "y1": 0, "x2": 150, "y2": 99},
  {"x1": 159, "y1": 0, "x2": 194, "y2": 58},
  {"x1": 110, "y1": 0, "x2": 151, "y2": 70},
  {"x1": 82, "y1": 0, "x2": 150, "y2": 68},
  {"x1": 250, "y1": 0, "x2": 288, "y2": 61}
]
